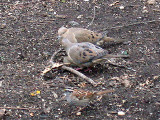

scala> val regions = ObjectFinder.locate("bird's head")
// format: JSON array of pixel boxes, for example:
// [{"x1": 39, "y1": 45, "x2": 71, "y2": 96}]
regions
[{"x1": 58, "y1": 26, "x2": 67, "y2": 36}]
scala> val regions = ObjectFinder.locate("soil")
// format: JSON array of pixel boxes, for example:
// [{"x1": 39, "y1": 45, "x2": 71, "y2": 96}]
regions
[{"x1": 0, "y1": 0, "x2": 160, "y2": 120}]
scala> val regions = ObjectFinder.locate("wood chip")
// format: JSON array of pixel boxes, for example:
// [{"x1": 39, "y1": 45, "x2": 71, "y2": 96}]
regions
[
  {"x1": 55, "y1": 15, "x2": 67, "y2": 18},
  {"x1": 41, "y1": 63, "x2": 63, "y2": 76},
  {"x1": 147, "y1": 0, "x2": 156, "y2": 5},
  {"x1": 109, "y1": 1, "x2": 119, "y2": 6},
  {"x1": 118, "y1": 111, "x2": 125, "y2": 116},
  {"x1": 76, "y1": 112, "x2": 81, "y2": 116}
]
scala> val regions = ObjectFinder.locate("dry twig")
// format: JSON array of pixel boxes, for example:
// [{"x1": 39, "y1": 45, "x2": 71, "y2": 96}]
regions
[
  {"x1": 49, "y1": 48, "x2": 62, "y2": 64},
  {"x1": 0, "y1": 107, "x2": 39, "y2": 110},
  {"x1": 86, "y1": 6, "x2": 96, "y2": 28},
  {"x1": 41, "y1": 48, "x2": 63, "y2": 75},
  {"x1": 103, "y1": 20, "x2": 160, "y2": 30},
  {"x1": 61, "y1": 65, "x2": 98, "y2": 86}
]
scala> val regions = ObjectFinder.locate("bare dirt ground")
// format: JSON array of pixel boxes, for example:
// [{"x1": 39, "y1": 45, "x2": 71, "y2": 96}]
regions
[{"x1": 0, "y1": 0, "x2": 160, "y2": 119}]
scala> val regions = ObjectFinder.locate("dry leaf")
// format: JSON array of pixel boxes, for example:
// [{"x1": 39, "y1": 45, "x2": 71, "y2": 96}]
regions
[{"x1": 41, "y1": 63, "x2": 63, "y2": 76}]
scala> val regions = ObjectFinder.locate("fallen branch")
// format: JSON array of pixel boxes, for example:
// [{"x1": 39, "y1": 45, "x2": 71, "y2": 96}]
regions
[
  {"x1": 86, "y1": 6, "x2": 96, "y2": 28},
  {"x1": 103, "y1": 20, "x2": 160, "y2": 30},
  {"x1": 61, "y1": 65, "x2": 98, "y2": 86},
  {"x1": 0, "y1": 107, "x2": 39, "y2": 110},
  {"x1": 41, "y1": 48, "x2": 63, "y2": 75},
  {"x1": 42, "y1": 63, "x2": 98, "y2": 86},
  {"x1": 49, "y1": 48, "x2": 62, "y2": 64},
  {"x1": 41, "y1": 63, "x2": 64, "y2": 76}
]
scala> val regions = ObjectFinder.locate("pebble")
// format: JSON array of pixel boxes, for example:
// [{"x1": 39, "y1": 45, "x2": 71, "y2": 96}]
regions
[
  {"x1": 0, "y1": 81, "x2": 3, "y2": 87},
  {"x1": 118, "y1": 111, "x2": 125, "y2": 116},
  {"x1": 147, "y1": 0, "x2": 156, "y2": 5},
  {"x1": 68, "y1": 21, "x2": 80, "y2": 26},
  {"x1": 55, "y1": 15, "x2": 67, "y2": 18},
  {"x1": 119, "y1": 6, "x2": 125, "y2": 10},
  {"x1": 1, "y1": 23, "x2": 6, "y2": 29},
  {"x1": 142, "y1": 6, "x2": 148, "y2": 13},
  {"x1": 76, "y1": 112, "x2": 82, "y2": 116},
  {"x1": 42, "y1": 51, "x2": 52, "y2": 57},
  {"x1": 77, "y1": 15, "x2": 83, "y2": 19}
]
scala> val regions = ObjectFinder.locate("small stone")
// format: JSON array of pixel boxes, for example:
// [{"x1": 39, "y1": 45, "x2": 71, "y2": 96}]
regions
[
  {"x1": 142, "y1": 6, "x2": 148, "y2": 13},
  {"x1": 143, "y1": 6, "x2": 147, "y2": 9},
  {"x1": 119, "y1": 6, "x2": 125, "y2": 10},
  {"x1": 8, "y1": 13, "x2": 12, "y2": 15},
  {"x1": 52, "y1": 91, "x2": 58, "y2": 98},
  {"x1": 76, "y1": 112, "x2": 81, "y2": 116},
  {"x1": 30, "y1": 112, "x2": 34, "y2": 117},
  {"x1": 68, "y1": 21, "x2": 80, "y2": 26},
  {"x1": 142, "y1": 9, "x2": 148, "y2": 13},
  {"x1": 122, "y1": 79, "x2": 130, "y2": 87},
  {"x1": 122, "y1": 100, "x2": 126, "y2": 103},
  {"x1": 55, "y1": 15, "x2": 67, "y2": 18},
  {"x1": 55, "y1": 115, "x2": 59, "y2": 118},
  {"x1": 77, "y1": 15, "x2": 83, "y2": 19},
  {"x1": 1, "y1": 23, "x2": 6, "y2": 29},
  {"x1": 43, "y1": 107, "x2": 51, "y2": 113},
  {"x1": 42, "y1": 51, "x2": 52, "y2": 57},
  {"x1": 121, "y1": 51, "x2": 128, "y2": 55},
  {"x1": 49, "y1": 8, "x2": 54, "y2": 11},
  {"x1": 15, "y1": 1, "x2": 20, "y2": 4},
  {"x1": 0, "y1": 81, "x2": 2, "y2": 87},
  {"x1": 147, "y1": 0, "x2": 156, "y2": 5},
  {"x1": 118, "y1": 111, "x2": 125, "y2": 116}
]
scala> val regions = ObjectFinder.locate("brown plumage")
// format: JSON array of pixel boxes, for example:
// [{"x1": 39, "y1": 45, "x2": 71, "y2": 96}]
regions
[
  {"x1": 62, "y1": 38, "x2": 129, "y2": 68},
  {"x1": 64, "y1": 89, "x2": 115, "y2": 107},
  {"x1": 58, "y1": 27, "x2": 127, "y2": 45}
]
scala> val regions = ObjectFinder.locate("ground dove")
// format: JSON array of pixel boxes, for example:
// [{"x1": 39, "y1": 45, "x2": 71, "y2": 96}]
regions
[
  {"x1": 58, "y1": 27, "x2": 126, "y2": 45},
  {"x1": 62, "y1": 38, "x2": 129, "y2": 68}
]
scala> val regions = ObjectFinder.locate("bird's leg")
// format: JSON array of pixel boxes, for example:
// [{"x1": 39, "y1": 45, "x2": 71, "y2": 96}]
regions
[
  {"x1": 75, "y1": 67, "x2": 83, "y2": 71},
  {"x1": 75, "y1": 67, "x2": 92, "y2": 72},
  {"x1": 84, "y1": 67, "x2": 92, "y2": 72},
  {"x1": 75, "y1": 67, "x2": 91, "y2": 72}
]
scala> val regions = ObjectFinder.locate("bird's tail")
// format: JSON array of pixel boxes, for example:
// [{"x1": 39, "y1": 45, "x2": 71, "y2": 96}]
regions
[
  {"x1": 92, "y1": 54, "x2": 129, "y2": 63},
  {"x1": 104, "y1": 54, "x2": 129, "y2": 58},
  {"x1": 96, "y1": 89, "x2": 115, "y2": 96},
  {"x1": 103, "y1": 37, "x2": 128, "y2": 43}
]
